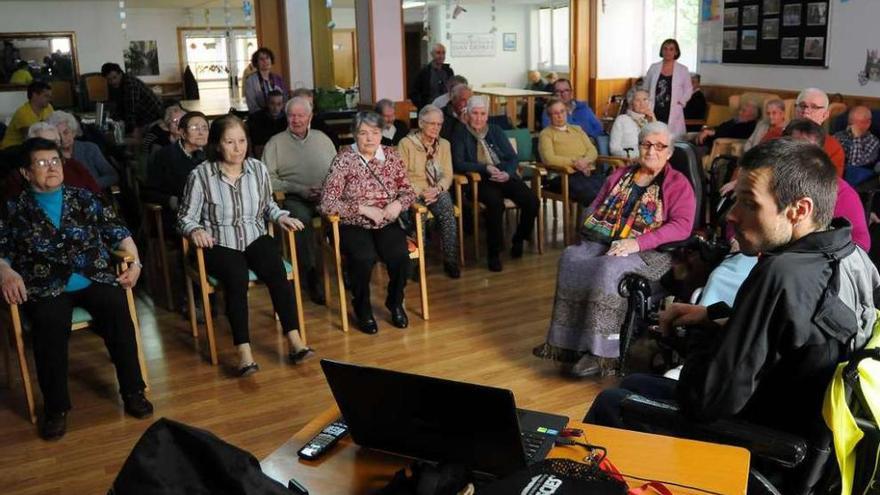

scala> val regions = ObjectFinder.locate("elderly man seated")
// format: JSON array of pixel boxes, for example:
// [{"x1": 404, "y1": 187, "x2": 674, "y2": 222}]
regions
[
  {"x1": 541, "y1": 79, "x2": 605, "y2": 145},
  {"x1": 440, "y1": 83, "x2": 472, "y2": 142},
  {"x1": 248, "y1": 89, "x2": 287, "y2": 158},
  {"x1": 262, "y1": 96, "x2": 337, "y2": 305},
  {"x1": 0, "y1": 138, "x2": 153, "y2": 441},
  {"x1": 834, "y1": 105, "x2": 880, "y2": 186},
  {"x1": 584, "y1": 139, "x2": 879, "y2": 492},
  {"x1": 431, "y1": 75, "x2": 468, "y2": 110},
  {"x1": 694, "y1": 100, "x2": 760, "y2": 149},
  {"x1": 796, "y1": 87, "x2": 846, "y2": 176},
  {"x1": 375, "y1": 99, "x2": 410, "y2": 147}
]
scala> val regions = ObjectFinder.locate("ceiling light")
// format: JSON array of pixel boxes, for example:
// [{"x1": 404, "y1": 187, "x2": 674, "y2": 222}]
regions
[{"x1": 403, "y1": 1, "x2": 426, "y2": 8}]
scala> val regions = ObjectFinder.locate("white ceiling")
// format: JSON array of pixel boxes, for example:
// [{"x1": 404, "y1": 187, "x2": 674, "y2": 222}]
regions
[{"x1": 0, "y1": 0, "x2": 561, "y2": 7}]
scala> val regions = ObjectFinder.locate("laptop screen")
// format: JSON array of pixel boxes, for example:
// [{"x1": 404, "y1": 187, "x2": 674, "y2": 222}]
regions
[{"x1": 321, "y1": 359, "x2": 529, "y2": 477}]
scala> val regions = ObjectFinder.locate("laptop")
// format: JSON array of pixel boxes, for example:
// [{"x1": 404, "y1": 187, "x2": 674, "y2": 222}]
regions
[{"x1": 320, "y1": 359, "x2": 569, "y2": 477}]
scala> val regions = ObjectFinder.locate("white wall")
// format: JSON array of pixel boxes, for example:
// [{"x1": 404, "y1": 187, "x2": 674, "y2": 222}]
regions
[
  {"x1": 699, "y1": 1, "x2": 878, "y2": 97},
  {"x1": 286, "y1": 0, "x2": 314, "y2": 88},
  {"x1": 597, "y1": 0, "x2": 645, "y2": 78}
]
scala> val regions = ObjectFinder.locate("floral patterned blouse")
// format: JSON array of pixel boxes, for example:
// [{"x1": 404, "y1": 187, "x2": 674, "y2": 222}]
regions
[
  {"x1": 320, "y1": 145, "x2": 416, "y2": 229},
  {"x1": 0, "y1": 186, "x2": 130, "y2": 300}
]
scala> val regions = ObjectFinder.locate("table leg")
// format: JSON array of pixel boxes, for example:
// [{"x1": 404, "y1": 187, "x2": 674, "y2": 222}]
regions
[
  {"x1": 506, "y1": 96, "x2": 517, "y2": 128},
  {"x1": 527, "y1": 97, "x2": 536, "y2": 132}
]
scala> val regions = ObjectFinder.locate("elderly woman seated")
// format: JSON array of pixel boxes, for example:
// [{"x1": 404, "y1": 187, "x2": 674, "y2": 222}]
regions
[
  {"x1": 452, "y1": 95, "x2": 539, "y2": 272},
  {"x1": 534, "y1": 122, "x2": 696, "y2": 377},
  {"x1": 399, "y1": 104, "x2": 460, "y2": 278},
  {"x1": 609, "y1": 89, "x2": 655, "y2": 160},
  {"x1": 375, "y1": 99, "x2": 410, "y2": 147},
  {"x1": 743, "y1": 99, "x2": 787, "y2": 152},
  {"x1": 143, "y1": 104, "x2": 185, "y2": 155},
  {"x1": 143, "y1": 111, "x2": 208, "y2": 215},
  {"x1": 539, "y1": 98, "x2": 603, "y2": 208},
  {"x1": 320, "y1": 111, "x2": 417, "y2": 334},
  {"x1": 177, "y1": 115, "x2": 313, "y2": 376},
  {"x1": 48, "y1": 110, "x2": 119, "y2": 189},
  {"x1": 0, "y1": 138, "x2": 152, "y2": 441}
]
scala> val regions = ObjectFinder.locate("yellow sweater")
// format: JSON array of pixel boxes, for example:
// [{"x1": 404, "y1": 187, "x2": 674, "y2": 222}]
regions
[
  {"x1": 398, "y1": 133, "x2": 453, "y2": 195},
  {"x1": 538, "y1": 125, "x2": 598, "y2": 169},
  {"x1": 1, "y1": 102, "x2": 54, "y2": 149}
]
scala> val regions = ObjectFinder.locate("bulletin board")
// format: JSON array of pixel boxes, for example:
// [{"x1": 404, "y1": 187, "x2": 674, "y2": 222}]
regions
[{"x1": 721, "y1": 0, "x2": 830, "y2": 67}]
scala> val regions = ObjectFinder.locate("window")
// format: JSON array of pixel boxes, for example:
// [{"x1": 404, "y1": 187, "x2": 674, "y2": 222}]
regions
[
  {"x1": 645, "y1": 0, "x2": 699, "y2": 71},
  {"x1": 537, "y1": 5, "x2": 570, "y2": 71}
]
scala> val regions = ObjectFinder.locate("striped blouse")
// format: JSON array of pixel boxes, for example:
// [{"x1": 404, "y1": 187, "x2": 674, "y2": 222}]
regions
[{"x1": 177, "y1": 157, "x2": 289, "y2": 251}]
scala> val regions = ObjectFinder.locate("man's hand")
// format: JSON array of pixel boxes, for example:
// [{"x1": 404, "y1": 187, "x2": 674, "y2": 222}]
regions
[
  {"x1": 359, "y1": 204, "x2": 386, "y2": 224},
  {"x1": 383, "y1": 200, "x2": 403, "y2": 221},
  {"x1": 278, "y1": 215, "x2": 305, "y2": 232},
  {"x1": 191, "y1": 229, "x2": 216, "y2": 249},
  {"x1": 0, "y1": 264, "x2": 27, "y2": 305},
  {"x1": 658, "y1": 303, "x2": 709, "y2": 336},
  {"x1": 697, "y1": 128, "x2": 715, "y2": 145},
  {"x1": 116, "y1": 262, "x2": 141, "y2": 289}
]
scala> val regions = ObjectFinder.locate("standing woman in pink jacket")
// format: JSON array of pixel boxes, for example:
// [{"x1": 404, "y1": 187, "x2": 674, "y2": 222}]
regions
[{"x1": 644, "y1": 39, "x2": 693, "y2": 138}]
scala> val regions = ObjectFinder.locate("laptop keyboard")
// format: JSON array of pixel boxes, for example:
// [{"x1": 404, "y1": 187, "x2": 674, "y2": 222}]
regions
[{"x1": 521, "y1": 431, "x2": 547, "y2": 461}]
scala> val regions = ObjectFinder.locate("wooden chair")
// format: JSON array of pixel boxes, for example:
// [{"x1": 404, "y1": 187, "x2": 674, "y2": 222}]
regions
[
  {"x1": 419, "y1": 176, "x2": 467, "y2": 267},
  {"x1": 181, "y1": 226, "x2": 306, "y2": 366},
  {"x1": 6, "y1": 252, "x2": 149, "y2": 424},
  {"x1": 702, "y1": 138, "x2": 746, "y2": 170},
  {"x1": 142, "y1": 203, "x2": 174, "y2": 310},
  {"x1": 323, "y1": 205, "x2": 429, "y2": 333},
  {"x1": 537, "y1": 155, "x2": 628, "y2": 245}
]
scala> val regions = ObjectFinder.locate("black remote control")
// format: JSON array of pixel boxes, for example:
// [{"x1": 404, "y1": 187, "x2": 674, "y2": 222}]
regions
[{"x1": 297, "y1": 420, "x2": 348, "y2": 460}]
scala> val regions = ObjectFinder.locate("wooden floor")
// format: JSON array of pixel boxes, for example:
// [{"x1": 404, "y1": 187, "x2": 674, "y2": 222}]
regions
[{"x1": 0, "y1": 235, "x2": 617, "y2": 494}]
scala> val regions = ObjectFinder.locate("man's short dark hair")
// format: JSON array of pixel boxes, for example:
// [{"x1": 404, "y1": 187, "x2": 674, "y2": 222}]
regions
[
  {"x1": 250, "y1": 47, "x2": 275, "y2": 68},
  {"x1": 552, "y1": 78, "x2": 573, "y2": 92},
  {"x1": 738, "y1": 138, "x2": 837, "y2": 228},
  {"x1": 783, "y1": 118, "x2": 826, "y2": 147},
  {"x1": 267, "y1": 89, "x2": 284, "y2": 99},
  {"x1": 19, "y1": 137, "x2": 61, "y2": 169},
  {"x1": 100, "y1": 62, "x2": 123, "y2": 77},
  {"x1": 26, "y1": 80, "x2": 51, "y2": 100}
]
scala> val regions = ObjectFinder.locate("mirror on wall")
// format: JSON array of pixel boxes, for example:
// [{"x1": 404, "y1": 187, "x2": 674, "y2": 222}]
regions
[{"x1": 0, "y1": 32, "x2": 79, "y2": 91}]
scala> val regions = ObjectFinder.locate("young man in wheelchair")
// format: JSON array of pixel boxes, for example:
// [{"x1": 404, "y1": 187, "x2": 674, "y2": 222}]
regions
[{"x1": 584, "y1": 139, "x2": 879, "y2": 479}]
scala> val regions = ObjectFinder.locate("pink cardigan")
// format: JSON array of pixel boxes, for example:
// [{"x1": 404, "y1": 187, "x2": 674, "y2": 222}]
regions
[
  {"x1": 588, "y1": 164, "x2": 696, "y2": 251},
  {"x1": 835, "y1": 178, "x2": 870, "y2": 251}
]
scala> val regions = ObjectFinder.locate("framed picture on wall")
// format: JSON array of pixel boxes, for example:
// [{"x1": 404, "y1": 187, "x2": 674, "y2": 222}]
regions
[
  {"x1": 762, "y1": 18, "x2": 779, "y2": 39},
  {"x1": 723, "y1": 30, "x2": 738, "y2": 50},
  {"x1": 763, "y1": 0, "x2": 780, "y2": 15},
  {"x1": 781, "y1": 37, "x2": 800, "y2": 59},
  {"x1": 741, "y1": 5, "x2": 759, "y2": 26},
  {"x1": 741, "y1": 30, "x2": 758, "y2": 50},
  {"x1": 806, "y1": 2, "x2": 828, "y2": 26},
  {"x1": 724, "y1": 7, "x2": 739, "y2": 27},
  {"x1": 804, "y1": 36, "x2": 825, "y2": 59},
  {"x1": 502, "y1": 32, "x2": 516, "y2": 51},
  {"x1": 783, "y1": 4, "x2": 802, "y2": 26}
]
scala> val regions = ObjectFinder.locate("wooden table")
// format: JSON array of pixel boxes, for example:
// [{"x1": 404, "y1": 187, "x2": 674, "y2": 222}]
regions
[
  {"x1": 474, "y1": 87, "x2": 552, "y2": 131},
  {"x1": 180, "y1": 96, "x2": 249, "y2": 119},
  {"x1": 261, "y1": 406, "x2": 750, "y2": 494}
]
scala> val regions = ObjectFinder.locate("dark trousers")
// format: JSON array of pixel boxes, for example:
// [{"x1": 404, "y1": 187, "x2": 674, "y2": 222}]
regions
[
  {"x1": 22, "y1": 282, "x2": 146, "y2": 414},
  {"x1": 203, "y1": 235, "x2": 299, "y2": 345},
  {"x1": 478, "y1": 178, "x2": 539, "y2": 257},
  {"x1": 282, "y1": 195, "x2": 320, "y2": 279},
  {"x1": 339, "y1": 223, "x2": 410, "y2": 317},
  {"x1": 583, "y1": 373, "x2": 679, "y2": 428}
]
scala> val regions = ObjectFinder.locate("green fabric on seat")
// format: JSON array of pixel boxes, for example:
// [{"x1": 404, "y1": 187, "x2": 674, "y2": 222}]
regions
[
  {"x1": 504, "y1": 128, "x2": 534, "y2": 162},
  {"x1": 206, "y1": 259, "x2": 293, "y2": 287},
  {"x1": 71, "y1": 306, "x2": 93, "y2": 325}
]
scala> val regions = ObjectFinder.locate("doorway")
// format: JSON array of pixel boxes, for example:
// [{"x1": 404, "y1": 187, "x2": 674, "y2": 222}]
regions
[
  {"x1": 178, "y1": 28, "x2": 257, "y2": 101},
  {"x1": 332, "y1": 29, "x2": 357, "y2": 88}
]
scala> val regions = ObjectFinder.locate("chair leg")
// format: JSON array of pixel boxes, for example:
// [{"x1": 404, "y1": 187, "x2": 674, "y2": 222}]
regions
[
  {"x1": 10, "y1": 305, "x2": 36, "y2": 424},
  {"x1": 414, "y1": 213, "x2": 429, "y2": 320},
  {"x1": 125, "y1": 288, "x2": 150, "y2": 390},
  {"x1": 537, "y1": 198, "x2": 545, "y2": 255},
  {"x1": 195, "y1": 249, "x2": 218, "y2": 365},
  {"x1": 471, "y1": 182, "x2": 480, "y2": 261},
  {"x1": 331, "y1": 221, "x2": 349, "y2": 332},
  {"x1": 154, "y1": 210, "x2": 174, "y2": 311},
  {"x1": 287, "y1": 230, "x2": 306, "y2": 345},
  {"x1": 561, "y1": 174, "x2": 571, "y2": 246}
]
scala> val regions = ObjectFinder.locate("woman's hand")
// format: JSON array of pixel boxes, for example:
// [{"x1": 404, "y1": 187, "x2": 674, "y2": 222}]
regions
[
  {"x1": 573, "y1": 158, "x2": 594, "y2": 175},
  {"x1": 606, "y1": 238, "x2": 640, "y2": 257},
  {"x1": 278, "y1": 215, "x2": 305, "y2": 232},
  {"x1": 0, "y1": 264, "x2": 27, "y2": 305},
  {"x1": 383, "y1": 200, "x2": 403, "y2": 221},
  {"x1": 422, "y1": 187, "x2": 440, "y2": 205},
  {"x1": 117, "y1": 262, "x2": 141, "y2": 289},
  {"x1": 191, "y1": 229, "x2": 216, "y2": 249},
  {"x1": 359, "y1": 204, "x2": 386, "y2": 224},
  {"x1": 657, "y1": 303, "x2": 709, "y2": 337}
]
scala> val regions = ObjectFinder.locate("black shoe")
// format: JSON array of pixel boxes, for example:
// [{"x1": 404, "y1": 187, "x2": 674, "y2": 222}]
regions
[
  {"x1": 510, "y1": 239, "x2": 524, "y2": 259},
  {"x1": 443, "y1": 262, "x2": 461, "y2": 279},
  {"x1": 387, "y1": 305, "x2": 409, "y2": 329},
  {"x1": 307, "y1": 271, "x2": 326, "y2": 306},
  {"x1": 123, "y1": 391, "x2": 154, "y2": 419},
  {"x1": 39, "y1": 410, "x2": 67, "y2": 441},
  {"x1": 356, "y1": 313, "x2": 378, "y2": 334},
  {"x1": 488, "y1": 256, "x2": 503, "y2": 272},
  {"x1": 237, "y1": 362, "x2": 260, "y2": 377},
  {"x1": 289, "y1": 347, "x2": 316, "y2": 364}
]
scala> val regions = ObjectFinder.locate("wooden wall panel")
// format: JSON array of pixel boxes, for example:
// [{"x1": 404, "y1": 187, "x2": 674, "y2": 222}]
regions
[
  {"x1": 309, "y1": 0, "x2": 335, "y2": 89},
  {"x1": 254, "y1": 0, "x2": 290, "y2": 86},
  {"x1": 593, "y1": 78, "x2": 635, "y2": 118},
  {"x1": 702, "y1": 84, "x2": 880, "y2": 110},
  {"x1": 569, "y1": 0, "x2": 592, "y2": 104}
]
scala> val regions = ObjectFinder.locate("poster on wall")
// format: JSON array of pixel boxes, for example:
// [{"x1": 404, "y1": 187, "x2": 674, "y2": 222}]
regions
[
  {"x1": 721, "y1": 1, "x2": 829, "y2": 67},
  {"x1": 124, "y1": 40, "x2": 159, "y2": 76},
  {"x1": 859, "y1": 49, "x2": 880, "y2": 85},
  {"x1": 449, "y1": 33, "x2": 495, "y2": 57}
]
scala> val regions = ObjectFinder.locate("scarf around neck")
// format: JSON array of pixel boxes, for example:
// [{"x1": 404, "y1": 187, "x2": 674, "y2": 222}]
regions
[{"x1": 467, "y1": 124, "x2": 500, "y2": 167}]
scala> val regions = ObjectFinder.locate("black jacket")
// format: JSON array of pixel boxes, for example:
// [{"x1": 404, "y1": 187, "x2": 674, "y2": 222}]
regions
[
  {"x1": 381, "y1": 119, "x2": 411, "y2": 147},
  {"x1": 143, "y1": 142, "x2": 205, "y2": 211},
  {"x1": 451, "y1": 124, "x2": 518, "y2": 177},
  {"x1": 409, "y1": 63, "x2": 454, "y2": 109},
  {"x1": 678, "y1": 220, "x2": 879, "y2": 438}
]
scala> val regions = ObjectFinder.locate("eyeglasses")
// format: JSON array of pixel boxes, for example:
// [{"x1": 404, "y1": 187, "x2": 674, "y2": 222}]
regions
[
  {"x1": 421, "y1": 120, "x2": 443, "y2": 127},
  {"x1": 187, "y1": 125, "x2": 210, "y2": 132},
  {"x1": 32, "y1": 157, "x2": 62, "y2": 169},
  {"x1": 554, "y1": 89, "x2": 572, "y2": 94},
  {"x1": 639, "y1": 141, "x2": 669, "y2": 151},
  {"x1": 797, "y1": 103, "x2": 826, "y2": 112}
]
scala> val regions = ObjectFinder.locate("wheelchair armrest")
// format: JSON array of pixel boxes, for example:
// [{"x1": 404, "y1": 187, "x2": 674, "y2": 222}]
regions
[
  {"x1": 656, "y1": 235, "x2": 703, "y2": 252},
  {"x1": 538, "y1": 162, "x2": 576, "y2": 175},
  {"x1": 619, "y1": 395, "x2": 809, "y2": 468},
  {"x1": 144, "y1": 202, "x2": 162, "y2": 212}
]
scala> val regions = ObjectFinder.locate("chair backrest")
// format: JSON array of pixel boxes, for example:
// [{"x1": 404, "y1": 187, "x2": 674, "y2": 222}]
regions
[
  {"x1": 50, "y1": 80, "x2": 75, "y2": 108},
  {"x1": 669, "y1": 141, "x2": 704, "y2": 231},
  {"x1": 826, "y1": 102, "x2": 848, "y2": 131},
  {"x1": 704, "y1": 103, "x2": 733, "y2": 128},
  {"x1": 729, "y1": 92, "x2": 781, "y2": 114},
  {"x1": 503, "y1": 128, "x2": 533, "y2": 163},
  {"x1": 79, "y1": 72, "x2": 108, "y2": 111},
  {"x1": 783, "y1": 98, "x2": 797, "y2": 122}
]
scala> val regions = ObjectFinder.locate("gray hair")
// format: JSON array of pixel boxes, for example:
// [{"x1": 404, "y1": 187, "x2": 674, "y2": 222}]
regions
[
  {"x1": 418, "y1": 104, "x2": 444, "y2": 123},
  {"x1": 451, "y1": 83, "x2": 472, "y2": 101},
  {"x1": 466, "y1": 95, "x2": 489, "y2": 114},
  {"x1": 796, "y1": 87, "x2": 829, "y2": 109},
  {"x1": 626, "y1": 88, "x2": 650, "y2": 106},
  {"x1": 375, "y1": 98, "x2": 395, "y2": 113},
  {"x1": 27, "y1": 121, "x2": 59, "y2": 139},
  {"x1": 740, "y1": 100, "x2": 762, "y2": 120},
  {"x1": 638, "y1": 121, "x2": 672, "y2": 144},
  {"x1": 765, "y1": 98, "x2": 785, "y2": 113},
  {"x1": 285, "y1": 96, "x2": 313, "y2": 115},
  {"x1": 430, "y1": 43, "x2": 446, "y2": 55},
  {"x1": 47, "y1": 110, "x2": 81, "y2": 136},
  {"x1": 164, "y1": 104, "x2": 184, "y2": 124},
  {"x1": 351, "y1": 110, "x2": 383, "y2": 135}
]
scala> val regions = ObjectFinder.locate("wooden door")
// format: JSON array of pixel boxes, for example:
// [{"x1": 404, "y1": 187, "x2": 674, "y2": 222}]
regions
[{"x1": 332, "y1": 30, "x2": 357, "y2": 89}]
